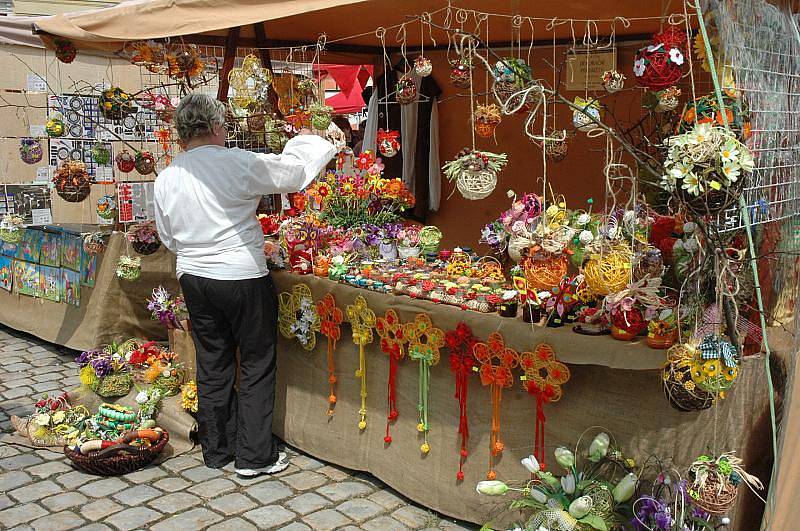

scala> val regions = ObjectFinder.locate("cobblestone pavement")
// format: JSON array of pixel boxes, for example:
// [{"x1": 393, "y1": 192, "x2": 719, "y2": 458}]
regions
[{"x1": 0, "y1": 325, "x2": 476, "y2": 531}]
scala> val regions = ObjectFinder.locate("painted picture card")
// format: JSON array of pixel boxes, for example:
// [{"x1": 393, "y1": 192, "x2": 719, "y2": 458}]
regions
[
  {"x1": 0, "y1": 256, "x2": 12, "y2": 292},
  {"x1": 61, "y1": 234, "x2": 82, "y2": 272},
  {"x1": 39, "y1": 265, "x2": 61, "y2": 302},
  {"x1": 61, "y1": 268, "x2": 80, "y2": 306},
  {"x1": 13, "y1": 260, "x2": 39, "y2": 297},
  {"x1": 39, "y1": 231, "x2": 61, "y2": 267}
]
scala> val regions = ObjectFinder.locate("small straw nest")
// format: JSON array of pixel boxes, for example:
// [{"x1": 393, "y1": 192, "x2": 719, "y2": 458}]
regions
[
  {"x1": 662, "y1": 344, "x2": 715, "y2": 412},
  {"x1": 583, "y1": 244, "x2": 634, "y2": 296},
  {"x1": 691, "y1": 473, "x2": 739, "y2": 515},
  {"x1": 544, "y1": 136, "x2": 569, "y2": 161}
]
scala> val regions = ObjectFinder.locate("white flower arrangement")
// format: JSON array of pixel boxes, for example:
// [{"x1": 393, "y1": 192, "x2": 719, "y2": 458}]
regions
[
  {"x1": 289, "y1": 297, "x2": 318, "y2": 349},
  {"x1": 661, "y1": 123, "x2": 755, "y2": 197}
]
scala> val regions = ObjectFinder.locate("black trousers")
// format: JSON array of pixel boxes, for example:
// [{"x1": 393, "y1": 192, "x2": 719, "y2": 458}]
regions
[{"x1": 179, "y1": 273, "x2": 279, "y2": 469}]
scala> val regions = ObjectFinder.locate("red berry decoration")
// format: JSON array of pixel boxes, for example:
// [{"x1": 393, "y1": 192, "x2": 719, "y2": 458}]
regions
[{"x1": 54, "y1": 39, "x2": 77, "y2": 64}]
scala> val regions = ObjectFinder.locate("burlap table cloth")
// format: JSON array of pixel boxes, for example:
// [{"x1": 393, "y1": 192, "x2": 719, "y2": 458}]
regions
[
  {"x1": 169, "y1": 271, "x2": 772, "y2": 529},
  {"x1": 0, "y1": 231, "x2": 180, "y2": 351}
]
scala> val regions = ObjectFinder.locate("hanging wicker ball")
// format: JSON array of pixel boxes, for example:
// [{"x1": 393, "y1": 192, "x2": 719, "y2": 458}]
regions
[
  {"x1": 662, "y1": 344, "x2": 715, "y2": 412},
  {"x1": 633, "y1": 45, "x2": 683, "y2": 90},
  {"x1": 297, "y1": 78, "x2": 318, "y2": 96},
  {"x1": 116, "y1": 255, "x2": 142, "y2": 282},
  {"x1": 544, "y1": 137, "x2": 569, "y2": 162},
  {"x1": 83, "y1": 232, "x2": 107, "y2": 255},
  {"x1": 46, "y1": 115, "x2": 65, "y2": 138},
  {"x1": 654, "y1": 25, "x2": 689, "y2": 54},
  {"x1": 96, "y1": 195, "x2": 117, "y2": 220},
  {"x1": 134, "y1": 151, "x2": 156, "y2": 175},
  {"x1": 19, "y1": 138, "x2": 43, "y2": 164},
  {"x1": 52, "y1": 161, "x2": 92, "y2": 203},
  {"x1": 99, "y1": 87, "x2": 136, "y2": 121},
  {"x1": 522, "y1": 253, "x2": 568, "y2": 291},
  {"x1": 54, "y1": 38, "x2": 77, "y2": 64},
  {"x1": 309, "y1": 102, "x2": 333, "y2": 130},
  {"x1": 456, "y1": 168, "x2": 497, "y2": 200},
  {"x1": 676, "y1": 176, "x2": 744, "y2": 217},
  {"x1": 396, "y1": 76, "x2": 418, "y2": 105},
  {"x1": 690, "y1": 474, "x2": 738, "y2": 515},
  {"x1": 583, "y1": 246, "x2": 633, "y2": 295},
  {"x1": 655, "y1": 86, "x2": 682, "y2": 112},
  {"x1": 450, "y1": 62, "x2": 472, "y2": 89},
  {"x1": 91, "y1": 143, "x2": 112, "y2": 165},
  {"x1": 116, "y1": 149, "x2": 136, "y2": 173},
  {"x1": 415, "y1": 56, "x2": 433, "y2": 77}
]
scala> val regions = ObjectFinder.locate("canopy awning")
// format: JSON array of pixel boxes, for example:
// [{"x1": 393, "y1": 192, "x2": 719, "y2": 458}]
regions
[{"x1": 0, "y1": 15, "x2": 45, "y2": 47}]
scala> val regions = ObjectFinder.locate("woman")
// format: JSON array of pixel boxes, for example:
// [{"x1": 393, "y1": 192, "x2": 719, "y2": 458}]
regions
[{"x1": 154, "y1": 94, "x2": 335, "y2": 477}]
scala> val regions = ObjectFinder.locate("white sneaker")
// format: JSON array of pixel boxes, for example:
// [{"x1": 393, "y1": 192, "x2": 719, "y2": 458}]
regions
[{"x1": 235, "y1": 452, "x2": 289, "y2": 478}]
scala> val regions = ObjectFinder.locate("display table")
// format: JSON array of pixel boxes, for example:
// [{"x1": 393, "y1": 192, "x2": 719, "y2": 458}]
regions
[
  {"x1": 0, "y1": 231, "x2": 180, "y2": 351},
  {"x1": 172, "y1": 271, "x2": 773, "y2": 529}
]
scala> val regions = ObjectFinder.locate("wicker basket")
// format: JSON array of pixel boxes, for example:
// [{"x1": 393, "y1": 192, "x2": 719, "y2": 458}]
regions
[
  {"x1": 57, "y1": 181, "x2": 92, "y2": 203},
  {"x1": 132, "y1": 240, "x2": 161, "y2": 256},
  {"x1": 691, "y1": 474, "x2": 739, "y2": 515},
  {"x1": 662, "y1": 361, "x2": 715, "y2": 412},
  {"x1": 64, "y1": 430, "x2": 169, "y2": 476},
  {"x1": 677, "y1": 177, "x2": 744, "y2": 216}
]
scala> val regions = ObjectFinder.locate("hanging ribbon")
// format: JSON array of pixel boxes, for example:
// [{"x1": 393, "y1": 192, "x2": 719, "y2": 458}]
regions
[
  {"x1": 346, "y1": 296, "x2": 376, "y2": 430},
  {"x1": 520, "y1": 344, "x2": 570, "y2": 469},
  {"x1": 473, "y1": 332, "x2": 520, "y2": 480},
  {"x1": 376, "y1": 309, "x2": 407, "y2": 444},
  {"x1": 404, "y1": 313, "x2": 445, "y2": 455},
  {"x1": 316, "y1": 293, "x2": 343, "y2": 416},
  {"x1": 445, "y1": 322, "x2": 477, "y2": 481}
]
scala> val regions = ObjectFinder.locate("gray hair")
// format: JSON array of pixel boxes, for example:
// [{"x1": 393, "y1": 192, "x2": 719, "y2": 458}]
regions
[{"x1": 174, "y1": 93, "x2": 227, "y2": 142}]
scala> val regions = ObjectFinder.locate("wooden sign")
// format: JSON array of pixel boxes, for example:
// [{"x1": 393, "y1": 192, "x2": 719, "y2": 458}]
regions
[{"x1": 565, "y1": 50, "x2": 617, "y2": 91}]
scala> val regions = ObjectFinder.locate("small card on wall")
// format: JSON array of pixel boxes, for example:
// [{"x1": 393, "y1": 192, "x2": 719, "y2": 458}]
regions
[{"x1": 117, "y1": 182, "x2": 155, "y2": 223}]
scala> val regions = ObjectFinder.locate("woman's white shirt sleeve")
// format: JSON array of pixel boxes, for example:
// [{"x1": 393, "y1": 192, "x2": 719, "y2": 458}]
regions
[{"x1": 245, "y1": 135, "x2": 336, "y2": 195}]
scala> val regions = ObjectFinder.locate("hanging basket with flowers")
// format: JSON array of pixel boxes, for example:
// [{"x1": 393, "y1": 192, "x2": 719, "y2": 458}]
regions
[
  {"x1": 115, "y1": 149, "x2": 136, "y2": 173},
  {"x1": 116, "y1": 255, "x2": 142, "y2": 281},
  {"x1": 0, "y1": 214, "x2": 25, "y2": 244},
  {"x1": 52, "y1": 161, "x2": 92, "y2": 203},
  {"x1": 449, "y1": 58, "x2": 473, "y2": 88},
  {"x1": 443, "y1": 148, "x2": 508, "y2": 201},
  {"x1": 99, "y1": 87, "x2": 136, "y2": 121},
  {"x1": 687, "y1": 454, "x2": 763, "y2": 516},
  {"x1": 91, "y1": 143, "x2": 112, "y2": 165},
  {"x1": 654, "y1": 86, "x2": 682, "y2": 112},
  {"x1": 46, "y1": 114, "x2": 65, "y2": 138},
  {"x1": 677, "y1": 93, "x2": 751, "y2": 140},
  {"x1": 633, "y1": 43, "x2": 684, "y2": 90},
  {"x1": 309, "y1": 102, "x2": 333, "y2": 130},
  {"x1": 19, "y1": 138, "x2": 43, "y2": 164},
  {"x1": 83, "y1": 232, "x2": 107, "y2": 255},
  {"x1": 127, "y1": 221, "x2": 162, "y2": 256},
  {"x1": 474, "y1": 103, "x2": 502, "y2": 138},
  {"x1": 660, "y1": 123, "x2": 754, "y2": 216},
  {"x1": 135, "y1": 151, "x2": 157, "y2": 175},
  {"x1": 54, "y1": 38, "x2": 77, "y2": 64},
  {"x1": 662, "y1": 343, "x2": 716, "y2": 411},
  {"x1": 96, "y1": 195, "x2": 117, "y2": 221}
]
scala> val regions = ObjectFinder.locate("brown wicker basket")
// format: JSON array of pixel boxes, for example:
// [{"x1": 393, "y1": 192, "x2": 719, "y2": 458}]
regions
[
  {"x1": 676, "y1": 177, "x2": 744, "y2": 216},
  {"x1": 132, "y1": 240, "x2": 161, "y2": 256},
  {"x1": 662, "y1": 361, "x2": 715, "y2": 412},
  {"x1": 64, "y1": 430, "x2": 169, "y2": 476},
  {"x1": 56, "y1": 181, "x2": 92, "y2": 203},
  {"x1": 691, "y1": 474, "x2": 739, "y2": 515}
]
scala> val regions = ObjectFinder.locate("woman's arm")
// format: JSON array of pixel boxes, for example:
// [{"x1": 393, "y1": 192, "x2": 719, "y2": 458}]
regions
[{"x1": 245, "y1": 134, "x2": 336, "y2": 195}]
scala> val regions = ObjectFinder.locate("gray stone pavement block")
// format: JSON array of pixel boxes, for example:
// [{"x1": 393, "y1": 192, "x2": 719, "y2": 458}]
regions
[
  {"x1": 112, "y1": 484, "x2": 163, "y2": 506},
  {"x1": 8, "y1": 479, "x2": 61, "y2": 503},
  {"x1": 285, "y1": 492, "x2": 333, "y2": 515},
  {"x1": 0, "y1": 494, "x2": 13, "y2": 510},
  {"x1": 361, "y1": 515, "x2": 412, "y2": 531},
  {"x1": 336, "y1": 498, "x2": 385, "y2": 522},
  {"x1": 290, "y1": 454, "x2": 325, "y2": 470},
  {"x1": 242, "y1": 505, "x2": 297, "y2": 528},
  {"x1": 317, "y1": 465, "x2": 351, "y2": 482},
  {"x1": 0, "y1": 445, "x2": 21, "y2": 459},
  {"x1": 2, "y1": 378, "x2": 34, "y2": 389},
  {"x1": 79, "y1": 524, "x2": 114, "y2": 531},
  {"x1": 281, "y1": 470, "x2": 329, "y2": 491},
  {"x1": 27, "y1": 461, "x2": 71, "y2": 478},
  {"x1": 148, "y1": 492, "x2": 203, "y2": 513},
  {"x1": 80, "y1": 498, "x2": 125, "y2": 521},
  {"x1": 32, "y1": 372, "x2": 63, "y2": 382},
  {"x1": 207, "y1": 492, "x2": 258, "y2": 516},
  {"x1": 243, "y1": 480, "x2": 293, "y2": 505},
  {"x1": 28, "y1": 511, "x2": 85, "y2": 531},
  {"x1": 0, "y1": 470, "x2": 32, "y2": 490},
  {"x1": 151, "y1": 476, "x2": 191, "y2": 492},
  {"x1": 392, "y1": 505, "x2": 439, "y2": 528},
  {"x1": 150, "y1": 508, "x2": 224, "y2": 531},
  {"x1": 187, "y1": 477, "x2": 237, "y2": 498},
  {"x1": 123, "y1": 466, "x2": 168, "y2": 484},
  {"x1": 0, "y1": 453, "x2": 43, "y2": 470},
  {"x1": 301, "y1": 508, "x2": 352, "y2": 531},
  {"x1": 317, "y1": 481, "x2": 375, "y2": 502},
  {"x1": 55, "y1": 470, "x2": 96, "y2": 489},
  {"x1": 277, "y1": 523, "x2": 311, "y2": 531},
  {"x1": 160, "y1": 454, "x2": 200, "y2": 472},
  {"x1": 40, "y1": 491, "x2": 88, "y2": 512},
  {"x1": 181, "y1": 464, "x2": 224, "y2": 482},
  {"x1": 103, "y1": 507, "x2": 163, "y2": 531},
  {"x1": 0, "y1": 503, "x2": 49, "y2": 528},
  {"x1": 78, "y1": 476, "x2": 128, "y2": 497},
  {"x1": 368, "y1": 489, "x2": 406, "y2": 510},
  {"x1": 32, "y1": 381, "x2": 62, "y2": 393},
  {"x1": 207, "y1": 517, "x2": 259, "y2": 531}
]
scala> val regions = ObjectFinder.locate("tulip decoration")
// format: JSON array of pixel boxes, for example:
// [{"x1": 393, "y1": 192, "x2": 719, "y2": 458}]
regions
[
  {"x1": 404, "y1": 313, "x2": 445, "y2": 454},
  {"x1": 473, "y1": 332, "x2": 520, "y2": 479},
  {"x1": 520, "y1": 344, "x2": 571, "y2": 469},
  {"x1": 316, "y1": 293, "x2": 343, "y2": 416},
  {"x1": 375, "y1": 309, "x2": 407, "y2": 444},
  {"x1": 346, "y1": 296, "x2": 376, "y2": 430},
  {"x1": 446, "y1": 322, "x2": 478, "y2": 481}
]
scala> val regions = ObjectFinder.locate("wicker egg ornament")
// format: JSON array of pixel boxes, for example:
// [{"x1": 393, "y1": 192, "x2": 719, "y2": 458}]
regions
[
  {"x1": 396, "y1": 76, "x2": 418, "y2": 105},
  {"x1": 601, "y1": 70, "x2": 625, "y2": 93},
  {"x1": 19, "y1": 138, "x2": 43, "y2": 164},
  {"x1": 544, "y1": 136, "x2": 569, "y2": 162},
  {"x1": 116, "y1": 150, "x2": 136, "y2": 173},
  {"x1": 54, "y1": 38, "x2": 77, "y2": 64},
  {"x1": 134, "y1": 151, "x2": 156, "y2": 175},
  {"x1": 91, "y1": 143, "x2": 112, "y2": 165},
  {"x1": 96, "y1": 195, "x2": 117, "y2": 220},
  {"x1": 450, "y1": 61, "x2": 472, "y2": 89},
  {"x1": 415, "y1": 56, "x2": 433, "y2": 77},
  {"x1": 83, "y1": 232, "x2": 107, "y2": 255}
]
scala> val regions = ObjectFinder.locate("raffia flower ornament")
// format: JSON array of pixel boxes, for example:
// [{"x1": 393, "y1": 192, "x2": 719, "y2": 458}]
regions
[
  {"x1": 278, "y1": 283, "x2": 321, "y2": 351},
  {"x1": 347, "y1": 296, "x2": 376, "y2": 430}
]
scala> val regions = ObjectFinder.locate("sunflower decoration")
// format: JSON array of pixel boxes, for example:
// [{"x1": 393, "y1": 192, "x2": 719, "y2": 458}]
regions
[{"x1": 99, "y1": 87, "x2": 136, "y2": 121}]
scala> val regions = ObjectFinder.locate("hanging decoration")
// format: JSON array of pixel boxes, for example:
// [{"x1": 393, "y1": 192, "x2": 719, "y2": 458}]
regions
[
  {"x1": 442, "y1": 149, "x2": 508, "y2": 200},
  {"x1": 473, "y1": 332, "x2": 520, "y2": 479},
  {"x1": 19, "y1": 138, "x2": 43, "y2": 165},
  {"x1": 377, "y1": 129, "x2": 401, "y2": 158},
  {"x1": 309, "y1": 102, "x2": 333, "y2": 131},
  {"x1": 375, "y1": 309, "x2": 407, "y2": 445},
  {"x1": 96, "y1": 195, "x2": 117, "y2": 221},
  {"x1": 54, "y1": 39, "x2": 77, "y2": 64},
  {"x1": 572, "y1": 97, "x2": 603, "y2": 133},
  {"x1": 633, "y1": 43, "x2": 684, "y2": 90},
  {"x1": 690, "y1": 335, "x2": 739, "y2": 395},
  {"x1": 127, "y1": 221, "x2": 162, "y2": 255},
  {"x1": 83, "y1": 233, "x2": 106, "y2": 255},
  {"x1": 474, "y1": 104, "x2": 502, "y2": 138},
  {"x1": 403, "y1": 313, "x2": 444, "y2": 454},
  {"x1": 228, "y1": 54, "x2": 273, "y2": 109},
  {"x1": 52, "y1": 161, "x2": 92, "y2": 203},
  {"x1": 45, "y1": 114, "x2": 65, "y2": 138},
  {"x1": 414, "y1": 56, "x2": 433, "y2": 77},
  {"x1": 91, "y1": 143, "x2": 112, "y2": 165},
  {"x1": 492, "y1": 58, "x2": 536, "y2": 113},
  {"x1": 316, "y1": 293, "x2": 344, "y2": 416},
  {"x1": 116, "y1": 150, "x2": 136, "y2": 173},
  {"x1": 395, "y1": 75, "x2": 418, "y2": 105},
  {"x1": 346, "y1": 296, "x2": 376, "y2": 430},
  {"x1": 654, "y1": 86, "x2": 682, "y2": 112},
  {"x1": 278, "y1": 283, "x2": 321, "y2": 351},
  {"x1": 116, "y1": 255, "x2": 142, "y2": 282},
  {"x1": 165, "y1": 45, "x2": 206, "y2": 81},
  {"x1": 676, "y1": 93, "x2": 751, "y2": 140},
  {"x1": 99, "y1": 87, "x2": 136, "y2": 121},
  {"x1": 662, "y1": 344, "x2": 715, "y2": 412},
  {"x1": 601, "y1": 70, "x2": 625, "y2": 93},
  {"x1": 135, "y1": 151, "x2": 157, "y2": 175},
  {"x1": 687, "y1": 454, "x2": 763, "y2": 517},
  {"x1": 449, "y1": 58, "x2": 473, "y2": 89},
  {"x1": 520, "y1": 344, "x2": 570, "y2": 469},
  {"x1": 0, "y1": 214, "x2": 24, "y2": 244},
  {"x1": 544, "y1": 134, "x2": 569, "y2": 162},
  {"x1": 445, "y1": 322, "x2": 477, "y2": 481}
]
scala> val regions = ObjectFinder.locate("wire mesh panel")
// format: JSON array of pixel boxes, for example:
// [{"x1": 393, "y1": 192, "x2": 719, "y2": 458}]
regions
[{"x1": 711, "y1": 0, "x2": 800, "y2": 233}]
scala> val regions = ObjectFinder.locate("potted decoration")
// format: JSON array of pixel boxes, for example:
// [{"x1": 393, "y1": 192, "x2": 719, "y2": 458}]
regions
[
  {"x1": 497, "y1": 290, "x2": 518, "y2": 318},
  {"x1": 19, "y1": 138, "x2": 43, "y2": 164},
  {"x1": 96, "y1": 195, "x2": 117, "y2": 221},
  {"x1": 309, "y1": 102, "x2": 333, "y2": 130},
  {"x1": 53, "y1": 161, "x2": 92, "y2": 203},
  {"x1": 91, "y1": 143, "x2": 112, "y2": 165},
  {"x1": 377, "y1": 128, "x2": 401, "y2": 158},
  {"x1": 646, "y1": 308, "x2": 678, "y2": 349},
  {"x1": 660, "y1": 123, "x2": 754, "y2": 215},
  {"x1": 76, "y1": 349, "x2": 132, "y2": 399},
  {"x1": 474, "y1": 103, "x2": 502, "y2": 138},
  {"x1": 633, "y1": 42, "x2": 684, "y2": 90},
  {"x1": 83, "y1": 232, "x2": 107, "y2": 255},
  {"x1": 442, "y1": 148, "x2": 508, "y2": 201},
  {"x1": 99, "y1": 86, "x2": 136, "y2": 121},
  {"x1": 414, "y1": 56, "x2": 433, "y2": 77},
  {"x1": 397, "y1": 226, "x2": 421, "y2": 258},
  {"x1": 116, "y1": 149, "x2": 136, "y2": 173},
  {"x1": 0, "y1": 214, "x2": 24, "y2": 244},
  {"x1": 45, "y1": 114, "x2": 65, "y2": 137},
  {"x1": 573, "y1": 306, "x2": 610, "y2": 335},
  {"x1": 127, "y1": 221, "x2": 162, "y2": 255},
  {"x1": 116, "y1": 255, "x2": 142, "y2": 281},
  {"x1": 54, "y1": 38, "x2": 77, "y2": 64},
  {"x1": 396, "y1": 75, "x2": 418, "y2": 105},
  {"x1": 605, "y1": 277, "x2": 665, "y2": 341},
  {"x1": 601, "y1": 69, "x2": 625, "y2": 92},
  {"x1": 375, "y1": 223, "x2": 401, "y2": 261},
  {"x1": 135, "y1": 151, "x2": 157, "y2": 175}
]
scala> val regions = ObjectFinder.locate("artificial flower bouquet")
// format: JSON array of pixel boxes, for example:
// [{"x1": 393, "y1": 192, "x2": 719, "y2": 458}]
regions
[
  {"x1": 147, "y1": 285, "x2": 187, "y2": 330},
  {"x1": 127, "y1": 341, "x2": 185, "y2": 396},
  {"x1": 11, "y1": 393, "x2": 89, "y2": 447},
  {"x1": 126, "y1": 220, "x2": 162, "y2": 255},
  {"x1": 77, "y1": 346, "x2": 134, "y2": 399}
]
